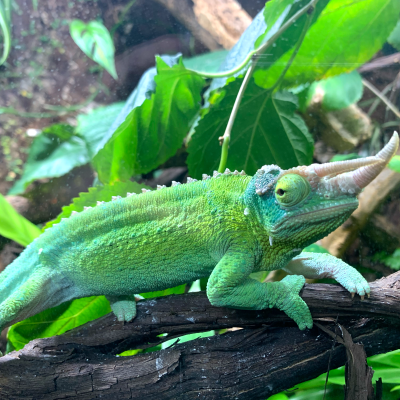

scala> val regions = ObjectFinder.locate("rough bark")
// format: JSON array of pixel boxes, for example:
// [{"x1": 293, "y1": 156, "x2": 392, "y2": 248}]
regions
[{"x1": 1, "y1": 272, "x2": 400, "y2": 399}]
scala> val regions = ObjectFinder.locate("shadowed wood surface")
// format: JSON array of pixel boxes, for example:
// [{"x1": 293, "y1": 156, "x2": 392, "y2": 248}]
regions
[{"x1": 0, "y1": 271, "x2": 400, "y2": 399}]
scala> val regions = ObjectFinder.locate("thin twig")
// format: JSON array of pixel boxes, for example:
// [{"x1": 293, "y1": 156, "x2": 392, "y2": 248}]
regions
[
  {"x1": 188, "y1": 0, "x2": 319, "y2": 79},
  {"x1": 363, "y1": 78, "x2": 400, "y2": 119},
  {"x1": 366, "y1": 82, "x2": 393, "y2": 116}
]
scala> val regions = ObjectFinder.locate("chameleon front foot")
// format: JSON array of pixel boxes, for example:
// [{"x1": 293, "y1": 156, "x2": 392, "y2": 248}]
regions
[
  {"x1": 275, "y1": 275, "x2": 313, "y2": 331},
  {"x1": 106, "y1": 295, "x2": 143, "y2": 322}
]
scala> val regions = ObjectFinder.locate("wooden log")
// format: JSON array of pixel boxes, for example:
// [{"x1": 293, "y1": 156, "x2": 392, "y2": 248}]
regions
[{"x1": 0, "y1": 272, "x2": 400, "y2": 399}]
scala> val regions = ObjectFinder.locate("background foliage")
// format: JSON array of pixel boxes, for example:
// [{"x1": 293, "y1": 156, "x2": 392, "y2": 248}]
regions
[{"x1": 1, "y1": 0, "x2": 400, "y2": 398}]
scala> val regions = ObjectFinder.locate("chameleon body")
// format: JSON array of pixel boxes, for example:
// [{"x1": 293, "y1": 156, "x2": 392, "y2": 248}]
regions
[{"x1": 0, "y1": 133, "x2": 398, "y2": 335}]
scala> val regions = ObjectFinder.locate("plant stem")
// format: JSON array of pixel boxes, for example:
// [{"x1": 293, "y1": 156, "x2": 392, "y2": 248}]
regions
[
  {"x1": 362, "y1": 78, "x2": 400, "y2": 119},
  {"x1": 188, "y1": 0, "x2": 319, "y2": 79},
  {"x1": 217, "y1": 63, "x2": 256, "y2": 173},
  {"x1": 217, "y1": 0, "x2": 319, "y2": 173}
]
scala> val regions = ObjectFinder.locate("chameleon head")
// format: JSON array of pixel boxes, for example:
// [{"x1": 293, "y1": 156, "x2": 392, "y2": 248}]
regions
[{"x1": 246, "y1": 131, "x2": 399, "y2": 248}]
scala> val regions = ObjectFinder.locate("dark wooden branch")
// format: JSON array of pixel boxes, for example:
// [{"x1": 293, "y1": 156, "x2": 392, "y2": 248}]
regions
[
  {"x1": 359, "y1": 52, "x2": 400, "y2": 73},
  {"x1": 1, "y1": 272, "x2": 400, "y2": 399}
]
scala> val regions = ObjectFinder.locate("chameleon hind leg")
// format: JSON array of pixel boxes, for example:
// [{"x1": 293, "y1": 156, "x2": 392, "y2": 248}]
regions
[{"x1": 106, "y1": 294, "x2": 144, "y2": 322}]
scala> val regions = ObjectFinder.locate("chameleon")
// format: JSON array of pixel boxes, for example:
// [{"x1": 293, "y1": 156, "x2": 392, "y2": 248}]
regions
[{"x1": 0, "y1": 132, "x2": 398, "y2": 338}]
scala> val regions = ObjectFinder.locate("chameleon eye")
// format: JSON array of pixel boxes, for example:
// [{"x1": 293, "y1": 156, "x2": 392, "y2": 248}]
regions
[
  {"x1": 276, "y1": 188, "x2": 285, "y2": 196},
  {"x1": 275, "y1": 174, "x2": 310, "y2": 207}
]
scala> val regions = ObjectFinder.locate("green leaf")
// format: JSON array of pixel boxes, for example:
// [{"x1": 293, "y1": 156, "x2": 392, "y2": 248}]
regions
[
  {"x1": 0, "y1": 194, "x2": 41, "y2": 246},
  {"x1": 254, "y1": 0, "x2": 400, "y2": 89},
  {"x1": 90, "y1": 67, "x2": 157, "y2": 161},
  {"x1": 209, "y1": 1, "x2": 329, "y2": 93},
  {"x1": 93, "y1": 55, "x2": 204, "y2": 184},
  {"x1": 267, "y1": 394, "x2": 289, "y2": 400},
  {"x1": 70, "y1": 19, "x2": 117, "y2": 79},
  {"x1": 0, "y1": 0, "x2": 11, "y2": 65},
  {"x1": 388, "y1": 155, "x2": 400, "y2": 173},
  {"x1": 391, "y1": 385, "x2": 400, "y2": 392},
  {"x1": 140, "y1": 284, "x2": 187, "y2": 300},
  {"x1": 183, "y1": 50, "x2": 229, "y2": 73},
  {"x1": 44, "y1": 180, "x2": 151, "y2": 230},
  {"x1": 76, "y1": 102, "x2": 125, "y2": 158},
  {"x1": 377, "y1": 248, "x2": 400, "y2": 271},
  {"x1": 161, "y1": 330, "x2": 215, "y2": 349},
  {"x1": 303, "y1": 244, "x2": 329, "y2": 254},
  {"x1": 369, "y1": 349, "x2": 400, "y2": 368},
  {"x1": 10, "y1": 103, "x2": 126, "y2": 195},
  {"x1": 388, "y1": 20, "x2": 400, "y2": 51},
  {"x1": 208, "y1": 11, "x2": 267, "y2": 92},
  {"x1": 306, "y1": 71, "x2": 363, "y2": 111},
  {"x1": 9, "y1": 124, "x2": 90, "y2": 195},
  {"x1": 7, "y1": 296, "x2": 111, "y2": 352},
  {"x1": 330, "y1": 153, "x2": 361, "y2": 162},
  {"x1": 187, "y1": 78, "x2": 313, "y2": 178}
]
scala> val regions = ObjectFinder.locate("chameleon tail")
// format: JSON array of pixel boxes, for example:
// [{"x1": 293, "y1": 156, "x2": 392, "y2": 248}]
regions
[
  {"x1": 0, "y1": 261, "x2": 76, "y2": 331},
  {"x1": 0, "y1": 245, "x2": 43, "y2": 305},
  {"x1": 0, "y1": 267, "x2": 53, "y2": 331}
]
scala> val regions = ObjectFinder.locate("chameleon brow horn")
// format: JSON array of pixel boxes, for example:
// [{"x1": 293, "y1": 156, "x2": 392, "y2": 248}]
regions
[{"x1": 306, "y1": 131, "x2": 399, "y2": 194}]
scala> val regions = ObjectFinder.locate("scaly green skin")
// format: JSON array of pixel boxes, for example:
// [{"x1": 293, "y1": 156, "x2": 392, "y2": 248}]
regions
[{"x1": 0, "y1": 165, "x2": 371, "y2": 334}]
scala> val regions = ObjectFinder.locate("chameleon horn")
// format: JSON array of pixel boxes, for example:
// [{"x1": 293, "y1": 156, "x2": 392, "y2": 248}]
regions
[
  {"x1": 312, "y1": 156, "x2": 380, "y2": 178},
  {"x1": 350, "y1": 131, "x2": 399, "y2": 190},
  {"x1": 328, "y1": 131, "x2": 399, "y2": 194}
]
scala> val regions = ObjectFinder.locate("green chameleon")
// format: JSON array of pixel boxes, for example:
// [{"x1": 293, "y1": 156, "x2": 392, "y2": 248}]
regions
[{"x1": 0, "y1": 132, "x2": 398, "y2": 338}]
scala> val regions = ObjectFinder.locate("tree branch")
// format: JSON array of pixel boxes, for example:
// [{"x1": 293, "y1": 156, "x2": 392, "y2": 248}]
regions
[{"x1": 1, "y1": 272, "x2": 400, "y2": 399}]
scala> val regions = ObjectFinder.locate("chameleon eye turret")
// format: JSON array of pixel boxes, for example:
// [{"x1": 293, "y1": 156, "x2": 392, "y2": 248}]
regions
[{"x1": 274, "y1": 174, "x2": 310, "y2": 207}]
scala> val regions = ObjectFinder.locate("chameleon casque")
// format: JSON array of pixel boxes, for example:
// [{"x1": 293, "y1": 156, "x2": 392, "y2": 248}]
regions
[{"x1": 0, "y1": 132, "x2": 398, "y2": 338}]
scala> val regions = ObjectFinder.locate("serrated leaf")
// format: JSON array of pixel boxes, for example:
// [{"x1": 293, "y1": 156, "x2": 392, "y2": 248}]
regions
[
  {"x1": 0, "y1": 194, "x2": 41, "y2": 246},
  {"x1": 187, "y1": 78, "x2": 313, "y2": 178},
  {"x1": 7, "y1": 296, "x2": 111, "y2": 352},
  {"x1": 9, "y1": 124, "x2": 89, "y2": 195},
  {"x1": 183, "y1": 50, "x2": 228, "y2": 73},
  {"x1": 93, "y1": 55, "x2": 204, "y2": 184},
  {"x1": 44, "y1": 180, "x2": 151, "y2": 230},
  {"x1": 254, "y1": 0, "x2": 400, "y2": 89},
  {"x1": 76, "y1": 102, "x2": 125, "y2": 158},
  {"x1": 306, "y1": 71, "x2": 363, "y2": 111},
  {"x1": 70, "y1": 19, "x2": 117, "y2": 79}
]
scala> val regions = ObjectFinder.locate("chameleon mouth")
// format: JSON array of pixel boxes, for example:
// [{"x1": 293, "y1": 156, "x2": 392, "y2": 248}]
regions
[{"x1": 271, "y1": 200, "x2": 358, "y2": 235}]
